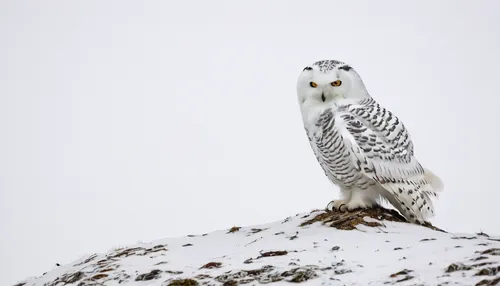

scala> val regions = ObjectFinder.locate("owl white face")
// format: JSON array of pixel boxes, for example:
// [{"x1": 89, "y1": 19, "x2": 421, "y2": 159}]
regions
[{"x1": 296, "y1": 61, "x2": 369, "y2": 107}]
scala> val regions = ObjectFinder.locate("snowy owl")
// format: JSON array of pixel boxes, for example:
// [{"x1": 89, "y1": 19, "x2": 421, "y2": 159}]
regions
[{"x1": 297, "y1": 60, "x2": 443, "y2": 224}]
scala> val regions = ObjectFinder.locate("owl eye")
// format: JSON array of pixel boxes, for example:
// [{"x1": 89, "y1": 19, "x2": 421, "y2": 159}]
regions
[
  {"x1": 309, "y1": 82, "x2": 318, "y2": 88},
  {"x1": 331, "y1": 80, "x2": 342, "y2": 87}
]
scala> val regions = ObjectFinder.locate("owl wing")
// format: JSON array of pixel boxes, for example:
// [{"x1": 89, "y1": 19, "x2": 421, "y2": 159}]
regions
[{"x1": 336, "y1": 99, "x2": 441, "y2": 222}]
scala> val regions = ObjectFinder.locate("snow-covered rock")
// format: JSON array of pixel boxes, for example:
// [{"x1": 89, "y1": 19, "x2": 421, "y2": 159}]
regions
[{"x1": 14, "y1": 207, "x2": 500, "y2": 286}]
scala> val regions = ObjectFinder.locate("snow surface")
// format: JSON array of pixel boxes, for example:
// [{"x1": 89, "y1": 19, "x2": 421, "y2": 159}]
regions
[{"x1": 14, "y1": 209, "x2": 500, "y2": 286}]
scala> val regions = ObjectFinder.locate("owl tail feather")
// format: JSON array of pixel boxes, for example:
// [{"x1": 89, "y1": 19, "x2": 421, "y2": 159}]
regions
[
  {"x1": 375, "y1": 168, "x2": 443, "y2": 224},
  {"x1": 424, "y1": 168, "x2": 444, "y2": 193}
]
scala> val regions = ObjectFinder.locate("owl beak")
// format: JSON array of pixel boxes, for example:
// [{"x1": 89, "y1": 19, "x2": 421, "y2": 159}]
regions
[{"x1": 321, "y1": 92, "x2": 326, "y2": 102}]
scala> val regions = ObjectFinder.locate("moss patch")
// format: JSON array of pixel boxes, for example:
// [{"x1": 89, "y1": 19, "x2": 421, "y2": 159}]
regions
[
  {"x1": 480, "y1": 248, "x2": 500, "y2": 256},
  {"x1": 167, "y1": 279, "x2": 199, "y2": 286},
  {"x1": 90, "y1": 274, "x2": 108, "y2": 280},
  {"x1": 200, "y1": 262, "x2": 223, "y2": 269},
  {"x1": 476, "y1": 277, "x2": 500, "y2": 286},
  {"x1": 135, "y1": 269, "x2": 162, "y2": 281},
  {"x1": 300, "y1": 206, "x2": 445, "y2": 232},
  {"x1": 227, "y1": 226, "x2": 241, "y2": 233},
  {"x1": 257, "y1": 250, "x2": 288, "y2": 259}
]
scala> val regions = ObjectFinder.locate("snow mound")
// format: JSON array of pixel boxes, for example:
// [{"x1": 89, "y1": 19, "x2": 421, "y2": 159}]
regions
[{"x1": 14, "y1": 207, "x2": 500, "y2": 286}]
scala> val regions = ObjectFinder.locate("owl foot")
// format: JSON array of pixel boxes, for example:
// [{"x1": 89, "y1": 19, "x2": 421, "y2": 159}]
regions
[
  {"x1": 326, "y1": 199, "x2": 373, "y2": 212},
  {"x1": 343, "y1": 199, "x2": 373, "y2": 211}
]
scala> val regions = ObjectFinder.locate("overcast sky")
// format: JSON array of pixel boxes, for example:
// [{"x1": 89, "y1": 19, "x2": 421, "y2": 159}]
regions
[{"x1": 1, "y1": 0, "x2": 500, "y2": 285}]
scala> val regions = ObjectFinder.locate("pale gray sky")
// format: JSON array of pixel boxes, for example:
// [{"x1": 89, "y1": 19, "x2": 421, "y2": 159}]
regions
[{"x1": 1, "y1": 1, "x2": 499, "y2": 285}]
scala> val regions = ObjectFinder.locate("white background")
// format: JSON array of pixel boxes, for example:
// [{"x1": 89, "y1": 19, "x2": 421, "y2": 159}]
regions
[{"x1": 1, "y1": 1, "x2": 500, "y2": 285}]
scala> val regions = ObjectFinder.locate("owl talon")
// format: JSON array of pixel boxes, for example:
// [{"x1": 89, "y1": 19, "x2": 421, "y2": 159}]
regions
[
  {"x1": 338, "y1": 203, "x2": 347, "y2": 212},
  {"x1": 326, "y1": 200, "x2": 349, "y2": 212}
]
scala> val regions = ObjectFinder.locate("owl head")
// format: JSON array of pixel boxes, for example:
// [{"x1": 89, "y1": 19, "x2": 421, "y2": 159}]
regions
[{"x1": 297, "y1": 60, "x2": 370, "y2": 107}]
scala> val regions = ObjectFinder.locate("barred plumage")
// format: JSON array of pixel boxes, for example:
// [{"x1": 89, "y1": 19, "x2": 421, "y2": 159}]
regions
[{"x1": 297, "y1": 60, "x2": 443, "y2": 224}]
